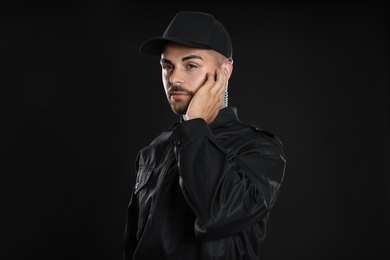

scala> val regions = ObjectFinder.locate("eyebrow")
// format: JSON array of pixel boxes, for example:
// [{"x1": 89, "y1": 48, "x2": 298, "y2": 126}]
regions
[{"x1": 160, "y1": 55, "x2": 203, "y2": 64}]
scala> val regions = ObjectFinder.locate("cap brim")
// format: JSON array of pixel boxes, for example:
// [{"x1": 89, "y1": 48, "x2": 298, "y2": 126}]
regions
[{"x1": 139, "y1": 37, "x2": 212, "y2": 56}]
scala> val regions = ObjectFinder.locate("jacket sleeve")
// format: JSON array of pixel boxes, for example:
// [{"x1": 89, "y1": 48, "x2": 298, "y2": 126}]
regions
[
  {"x1": 123, "y1": 158, "x2": 140, "y2": 259},
  {"x1": 172, "y1": 118, "x2": 286, "y2": 241}
]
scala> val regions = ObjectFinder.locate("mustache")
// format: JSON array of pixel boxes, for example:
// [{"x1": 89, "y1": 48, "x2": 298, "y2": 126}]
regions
[{"x1": 168, "y1": 84, "x2": 193, "y2": 95}]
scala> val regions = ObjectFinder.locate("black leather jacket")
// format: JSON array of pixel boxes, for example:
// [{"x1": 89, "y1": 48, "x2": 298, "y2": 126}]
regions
[{"x1": 124, "y1": 107, "x2": 286, "y2": 260}]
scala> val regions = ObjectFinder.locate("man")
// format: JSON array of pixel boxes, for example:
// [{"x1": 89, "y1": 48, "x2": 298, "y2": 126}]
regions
[{"x1": 124, "y1": 11, "x2": 286, "y2": 260}]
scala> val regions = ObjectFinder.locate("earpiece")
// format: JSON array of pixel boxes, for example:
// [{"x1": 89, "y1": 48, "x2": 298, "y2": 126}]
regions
[{"x1": 224, "y1": 81, "x2": 229, "y2": 107}]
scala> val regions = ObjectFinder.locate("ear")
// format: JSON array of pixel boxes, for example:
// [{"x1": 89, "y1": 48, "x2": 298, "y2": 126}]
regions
[{"x1": 223, "y1": 60, "x2": 233, "y2": 80}]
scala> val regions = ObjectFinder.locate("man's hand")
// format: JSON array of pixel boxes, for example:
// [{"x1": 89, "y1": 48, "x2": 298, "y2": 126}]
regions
[{"x1": 185, "y1": 68, "x2": 227, "y2": 124}]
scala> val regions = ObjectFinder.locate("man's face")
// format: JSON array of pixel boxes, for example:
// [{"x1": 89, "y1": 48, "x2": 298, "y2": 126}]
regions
[{"x1": 160, "y1": 42, "x2": 219, "y2": 115}]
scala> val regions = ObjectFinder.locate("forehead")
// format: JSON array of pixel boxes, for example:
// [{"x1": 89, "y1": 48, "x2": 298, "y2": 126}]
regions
[{"x1": 161, "y1": 42, "x2": 213, "y2": 61}]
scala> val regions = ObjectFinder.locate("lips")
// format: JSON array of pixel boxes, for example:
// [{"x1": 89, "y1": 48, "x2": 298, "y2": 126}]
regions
[
  {"x1": 169, "y1": 91, "x2": 187, "y2": 95},
  {"x1": 169, "y1": 91, "x2": 188, "y2": 99}
]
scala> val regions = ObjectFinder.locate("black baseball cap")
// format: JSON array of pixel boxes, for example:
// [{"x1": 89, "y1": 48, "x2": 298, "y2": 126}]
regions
[{"x1": 139, "y1": 11, "x2": 233, "y2": 59}]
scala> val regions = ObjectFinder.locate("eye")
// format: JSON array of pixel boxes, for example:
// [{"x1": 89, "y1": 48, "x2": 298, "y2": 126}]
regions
[
  {"x1": 186, "y1": 63, "x2": 198, "y2": 69},
  {"x1": 162, "y1": 64, "x2": 173, "y2": 70}
]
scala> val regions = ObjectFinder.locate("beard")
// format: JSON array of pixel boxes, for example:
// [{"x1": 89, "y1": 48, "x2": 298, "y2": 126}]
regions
[
  {"x1": 167, "y1": 84, "x2": 194, "y2": 115},
  {"x1": 170, "y1": 101, "x2": 188, "y2": 115}
]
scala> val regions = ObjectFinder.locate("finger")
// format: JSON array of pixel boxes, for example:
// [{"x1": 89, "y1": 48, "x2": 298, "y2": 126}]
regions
[
  {"x1": 214, "y1": 69, "x2": 227, "y2": 94},
  {"x1": 202, "y1": 72, "x2": 217, "y2": 90}
]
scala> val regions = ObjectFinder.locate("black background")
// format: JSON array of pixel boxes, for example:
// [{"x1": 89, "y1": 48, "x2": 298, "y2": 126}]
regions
[{"x1": 1, "y1": 1, "x2": 389, "y2": 259}]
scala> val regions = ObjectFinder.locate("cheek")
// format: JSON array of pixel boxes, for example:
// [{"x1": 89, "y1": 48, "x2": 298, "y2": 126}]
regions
[
  {"x1": 162, "y1": 74, "x2": 170, "y2": 90},
  {"x1": 161, "y1": 71, "x2": 168, "y2": 84},
  {"x1": 162, "y1": 77, "x2": 168, "y2": 87},
  {"x1": 189, "y1": 71, "x2": 210, "y2": 92}
]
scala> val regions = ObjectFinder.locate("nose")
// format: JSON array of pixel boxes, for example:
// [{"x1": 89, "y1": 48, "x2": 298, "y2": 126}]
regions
[{"x1": 169, "y1": 68, "x2": 183, "y2": 85}]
